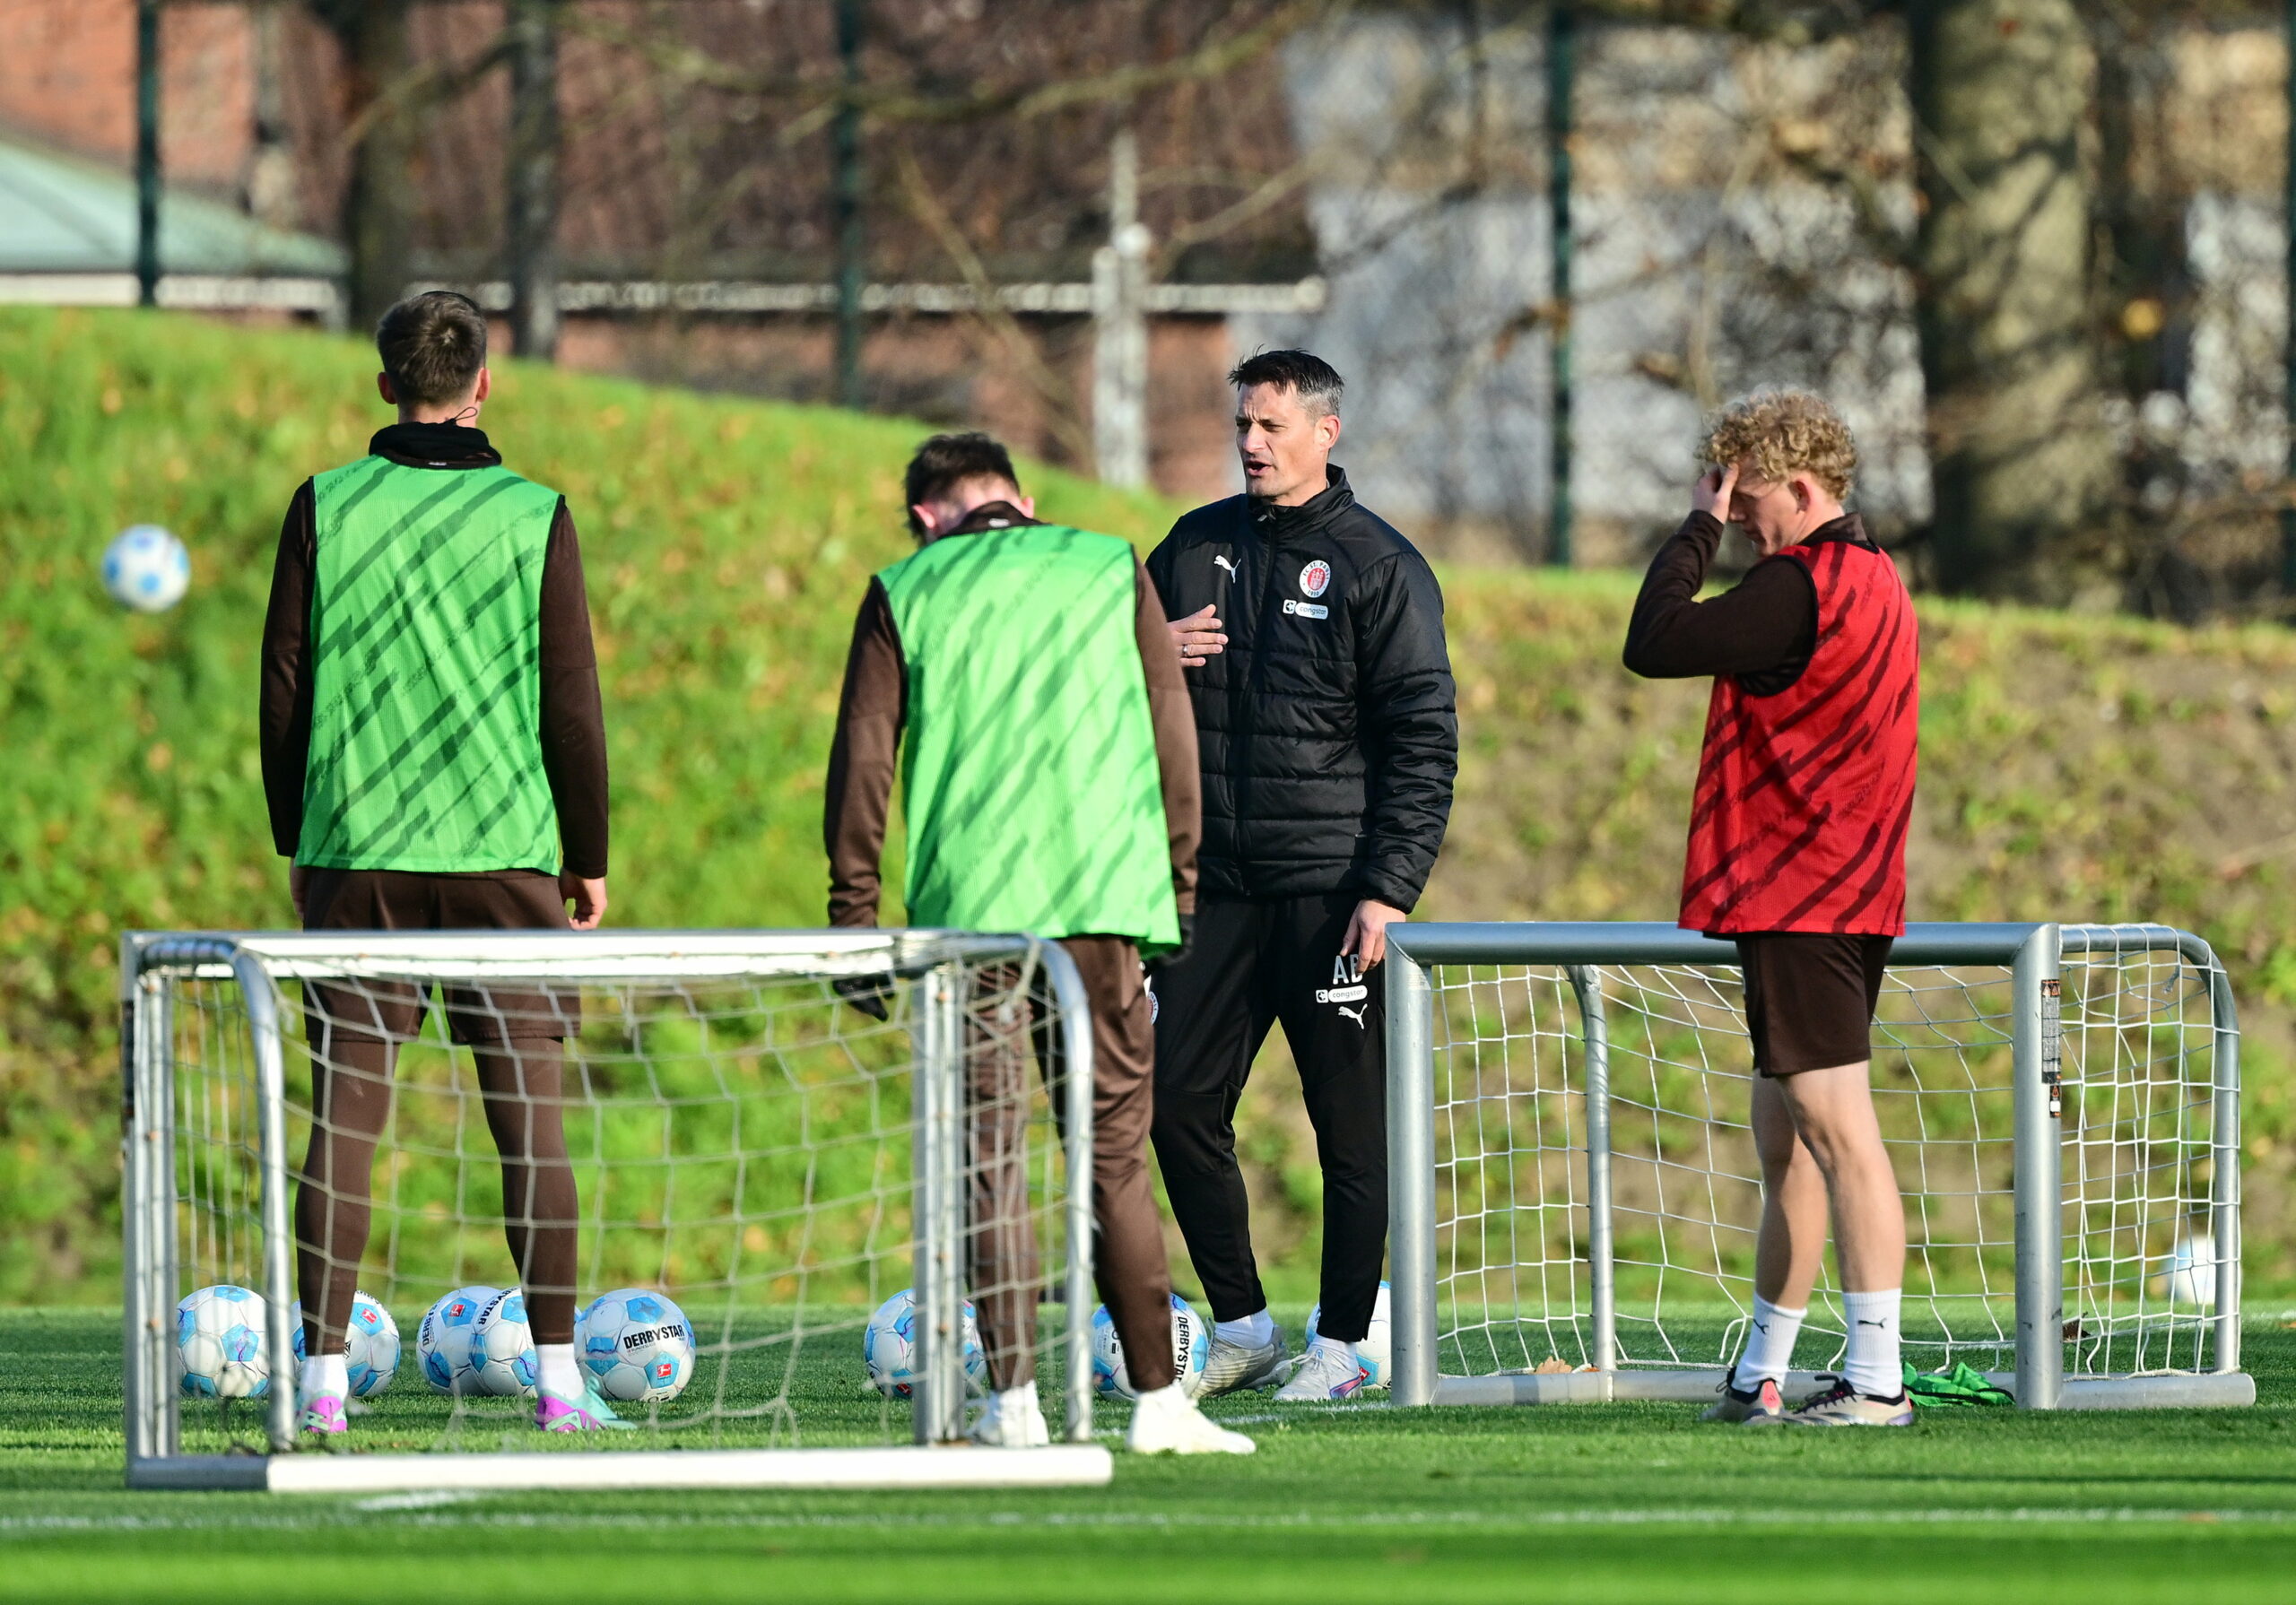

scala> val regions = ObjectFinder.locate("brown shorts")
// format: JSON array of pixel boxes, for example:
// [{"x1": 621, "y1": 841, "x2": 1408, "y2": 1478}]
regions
[
  {"x1": 302, "y1": 868, "x2": 577, "y2": 1046},
  {"x1": 1735, "y1": 933, "x2": 1894, "y2": 1077}
]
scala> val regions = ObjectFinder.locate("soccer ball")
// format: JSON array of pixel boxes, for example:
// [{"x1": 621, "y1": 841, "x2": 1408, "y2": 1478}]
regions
[
  {"x1": 287, "y1": 1291, "x2": 401, "y2": 1397},
  {"x1": 417, "y1": 1285, "x2": 503, "y2": 1394},
  {"x1": 102, "y1": 525, "x2": 190, "y2": 613},
  {"x1": 467, "y1": 1288, "x2": 540, "y2": 1397},
  {"x1": 175, "y1": 1284, "x2": 272, "y2": 1399},
  {"x1": 1090, "y1": 1293, "x2": 1209, "y2": 1401},
  {"x1": 862, "y1": 1288, "x2": 987, "y2": 1399},
  {"x1": 2155, "y1": 1234, "x2": 2218, "y2": 1309},
  {"x1": 1306, "y1": 1280, "x2": 1393, "y2": 1389},
  {"x1": 578, "y1": 1288, "x2": 696, "y2": 1403}
]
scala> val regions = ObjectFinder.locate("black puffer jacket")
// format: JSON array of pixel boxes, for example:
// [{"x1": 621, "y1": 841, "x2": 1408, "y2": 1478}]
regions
[{"x1": 1145, "y1": 467, "x2": 1457, "y2": 910}]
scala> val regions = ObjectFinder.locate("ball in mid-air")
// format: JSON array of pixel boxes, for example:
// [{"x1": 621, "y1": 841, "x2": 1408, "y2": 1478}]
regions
[
  {"x1": 862, "y1": 1288, "x2": 987, "y2": 1399},
  {"x1": 578, "y1": 1288, "x2": 696, "y2": 1403},
  {"x1": 102, "y1": 525, "x2": 190, "y2": 613},
  {"x1": 175, "y1": 1284, "x2": 272, "y2": 1399},
  {"x1": 466, "y1": 1288, "x2": 540, "y2": 1397},
  {"x1": 1306, "y1": 1280, "x2": 1393, "y2": 1389},
  {"x1": 416, "y1": 1284, "x2": 502, "y2": 1394},
  {"x1": 1091, "y1": 1292, "x2": 1209, "y2": 1401},
  {"x1": 288, "y1": 1290, "x2": 401, "y2": 1397}
]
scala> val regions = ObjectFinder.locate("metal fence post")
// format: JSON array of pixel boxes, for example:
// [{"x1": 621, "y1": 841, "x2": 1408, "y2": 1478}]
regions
[
  {"x1": 135, "y1": 0, "x2": 161, "y2": 308},
  {"x1": 1568, "y1": 967, "x2": 1615, "y2": 1374},
  {"x1": 1091, "y1": 128, "x2": 1150, "y2": 488},
  {"x1": 2207, "y1": 955, "x2": 2243, "y2": 1375},
  {"x1": 1387, "y1": 946, "x2": 1438, "y2": 1407},
  {"x1": 912, "y1": 960, "x2": 966, "y2": 1444},
  {"x1": 2012, "y1": 924, "x2": 2064, "y2": 1410}
]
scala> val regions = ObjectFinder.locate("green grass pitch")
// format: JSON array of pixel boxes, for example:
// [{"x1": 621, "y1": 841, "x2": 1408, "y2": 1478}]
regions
[{"x1": 3, "y1": 1309, "x2": 2292, "y2": 1601}]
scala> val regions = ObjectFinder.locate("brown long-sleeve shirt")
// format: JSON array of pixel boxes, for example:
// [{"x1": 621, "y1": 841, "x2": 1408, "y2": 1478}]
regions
[
  {"x1": 823, "y1": 501, "x2": 1200, "y2": 929},
  {"x1": 1622, "y1": 510, "x2": 1876, "y2": 696},
  {"x1": 258, "y1": 423, "x2": 611, "y2": 878}
]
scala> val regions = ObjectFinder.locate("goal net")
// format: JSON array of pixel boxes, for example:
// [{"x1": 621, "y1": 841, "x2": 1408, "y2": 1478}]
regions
[
  {"x1": 1383, "y1": 922, "x2": 2248, "y2": 1411},
  {"x1": 122, "y1": 930, "x2": 1110, "y2": 1492}
]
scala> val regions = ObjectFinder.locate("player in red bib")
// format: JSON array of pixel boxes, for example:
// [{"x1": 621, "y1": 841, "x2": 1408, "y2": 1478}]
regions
[{"x1": 1624, "y1": 391, "x2": 1918, "y2": 1427}]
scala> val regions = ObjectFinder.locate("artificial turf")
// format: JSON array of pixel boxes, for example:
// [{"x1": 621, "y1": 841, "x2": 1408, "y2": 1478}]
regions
[{"x1": 2, "y1": 1307, "x2": 2292, "y2": 1601}]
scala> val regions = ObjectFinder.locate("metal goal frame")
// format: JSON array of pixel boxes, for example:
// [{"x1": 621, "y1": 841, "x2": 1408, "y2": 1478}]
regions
[
  {"x1": 1384, "y1": 922, "x2": 2249, "y2": 1412},
  {"x1": 120, "y1": 928, "x2": 1111, "y2": 1492}
]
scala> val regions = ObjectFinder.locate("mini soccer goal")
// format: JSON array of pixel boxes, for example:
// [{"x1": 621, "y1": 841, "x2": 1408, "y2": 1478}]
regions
[
  {"x1": 121, "y1": 930, "x2": 1111, "y2": 1492},
  {"x1": 1382, "y1": 923, "x2": 2248, "y2": 1412}
]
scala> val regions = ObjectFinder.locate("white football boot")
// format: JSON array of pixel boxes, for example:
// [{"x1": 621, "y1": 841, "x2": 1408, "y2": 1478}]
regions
[
  {"x1": 1195, "y1": 1326, "x2": 1289, "y2": 1399},
  {"x1": 1127, "y1": 1383, "x2": 1257, "y2": 1455},
  {"x1": 970, "y1": 1383, "x2": 1051, "y2": 1448},
  {"x1": 1273, "y1": 1340, "x2": 1368, "y2": 1402},
  {"x1": 1781, "y1": 1375, "x2": 1916, "y2": 1427}
]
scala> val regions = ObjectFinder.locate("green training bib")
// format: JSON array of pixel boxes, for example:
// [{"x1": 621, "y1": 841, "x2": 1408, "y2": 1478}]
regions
[
  {"x1": 298, "y1": 455, "x2": 563, "y2": 873},
  {"x1": 877, "y1": 524, "x2": 1179, "y2": 950}
]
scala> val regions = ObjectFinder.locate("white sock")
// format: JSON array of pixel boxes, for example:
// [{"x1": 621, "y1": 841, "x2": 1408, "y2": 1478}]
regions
[
  {"x1": 1841, "y1": 1288, "x2": 1902, "y2": 1398},
  {"x1": 993, "y1": 1379, "x2": 1039, "y2": 1417},
  {"x1": 299, "y1": 1352, "x2": 347, "y2": 1406},
  {"x1": 1738, "y1": 1295, "x2": 1806, "y2": 1387},
  {"x1": 536, "y1": 1342, "x2": 582, "y2": 1400},
  {"x1": 1215, "y1": 1309, "x2": 1274, "y2": 1348},
  {"x1": 1306, "y1": 1334, "x2": 1356, "y2": 1366}
]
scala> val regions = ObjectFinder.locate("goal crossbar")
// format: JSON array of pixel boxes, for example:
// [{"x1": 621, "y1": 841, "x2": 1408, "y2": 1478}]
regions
[
  {"x1": 1384, "y1": 921, "x2": 2248, "y2": 1412},
  {"x1": 121, "y1": 928, "x2": 1108, "y2": 1491}
]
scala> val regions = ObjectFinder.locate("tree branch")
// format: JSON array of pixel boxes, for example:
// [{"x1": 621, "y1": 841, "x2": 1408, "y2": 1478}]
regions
[{"x1": 892, "y1": 143, "x2": 1099, "y2": 470}]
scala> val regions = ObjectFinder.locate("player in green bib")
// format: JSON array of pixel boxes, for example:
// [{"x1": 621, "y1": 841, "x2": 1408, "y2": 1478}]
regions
[
  {"x1": 826, "y1": 433, "x2": 1253, "y2": 1454},
  {"x1": 259, "y1": 291, "x2": 622, "y2": 1437}
]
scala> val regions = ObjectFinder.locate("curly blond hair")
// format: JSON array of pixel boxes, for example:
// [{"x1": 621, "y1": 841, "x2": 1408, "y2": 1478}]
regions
[{"x1": 1698, "y1": 389, "x2": 1857, "y2": 499}]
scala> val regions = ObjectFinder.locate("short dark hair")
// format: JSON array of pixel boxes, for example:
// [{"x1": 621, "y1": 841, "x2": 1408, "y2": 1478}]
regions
[
  {"x1": 1229, "y1": 349, "x2": 1344, "y2": 417},
  {"x1": 376, "y1": 291, "x2": 489, "y2": 407},
  {"x1": 903, "y1": 431, "x2": 1022, "y2": 536}
]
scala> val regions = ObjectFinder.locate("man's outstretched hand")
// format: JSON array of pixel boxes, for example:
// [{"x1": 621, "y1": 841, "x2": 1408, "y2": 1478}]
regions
[{"x1": 1170, "y1": 604, "x2": 1226, "y2": 669}]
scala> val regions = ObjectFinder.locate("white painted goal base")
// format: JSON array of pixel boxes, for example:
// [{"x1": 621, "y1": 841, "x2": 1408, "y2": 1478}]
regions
[
  {"x1": 126, "y1": 1444, "x2": 1114, "y2": 1494},
  {"x1": 1430, "y1": 1369, "x2": 2255, "y2": 1410}
]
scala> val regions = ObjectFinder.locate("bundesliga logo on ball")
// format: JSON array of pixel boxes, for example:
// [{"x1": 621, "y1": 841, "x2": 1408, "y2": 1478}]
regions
[{"x1": 578, "y1": 1288, "x2": 697, "y2": 1403}]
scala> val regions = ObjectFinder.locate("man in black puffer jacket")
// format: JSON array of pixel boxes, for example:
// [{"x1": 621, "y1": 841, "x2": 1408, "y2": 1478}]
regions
[{"x1": 1145, "y1": 350, "x2": 1457, "y2": 1402}]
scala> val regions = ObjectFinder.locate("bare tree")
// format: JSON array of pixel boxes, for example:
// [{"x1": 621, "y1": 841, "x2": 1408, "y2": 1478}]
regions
[
  {"x1": 310, "y1": 0, "x2": 419, "y2": 334},
  {"x1": 506, "y1": 0, "x2": 562, "y2": 360},
  {"x1": 1909, "y1": 0, "x2": 2117, "y2": 601}
]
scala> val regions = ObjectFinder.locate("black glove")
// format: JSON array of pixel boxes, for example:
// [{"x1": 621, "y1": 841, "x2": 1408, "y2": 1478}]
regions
[
  {"x1": 1144, "y1": 913, "x2": 1195, "y2": 977},
  {"x1": 832, "y1": 971, "x2": 894, "y2": 1022}
]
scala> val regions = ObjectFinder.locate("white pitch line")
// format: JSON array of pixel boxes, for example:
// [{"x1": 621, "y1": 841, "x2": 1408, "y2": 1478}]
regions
[
  {"x1": 351, "y1": 1490, "x2": 483, "y2": 1512},
  {"x1": 0, "y1": 1505, "x2": 2286, "y2": 1539}
]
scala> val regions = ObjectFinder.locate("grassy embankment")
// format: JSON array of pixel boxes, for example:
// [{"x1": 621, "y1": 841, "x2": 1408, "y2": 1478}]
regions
[{"x1": 4, "y1": 306, "x2": 2295, "y2": 1302}]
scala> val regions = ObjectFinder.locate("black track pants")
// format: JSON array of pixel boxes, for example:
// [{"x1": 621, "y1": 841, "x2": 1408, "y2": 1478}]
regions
[{"x1": 1148, "y1": 893, "x2": 1387, "y2": 1343}]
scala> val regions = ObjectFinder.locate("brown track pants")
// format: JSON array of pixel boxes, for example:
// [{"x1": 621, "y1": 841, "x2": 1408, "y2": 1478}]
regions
[
  {"x1": 294, "y1": 868, "x2": 582, "y2": 1355},
  {"x1": 965, "y1": 935, "x2": 1177, "y2": 1396}
]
